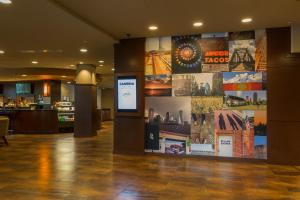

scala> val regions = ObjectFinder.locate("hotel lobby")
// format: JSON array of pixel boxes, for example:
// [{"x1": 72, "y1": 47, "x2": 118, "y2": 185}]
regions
[{"x1": 0, "y1": 0, "x2": 300, "y2": 199}]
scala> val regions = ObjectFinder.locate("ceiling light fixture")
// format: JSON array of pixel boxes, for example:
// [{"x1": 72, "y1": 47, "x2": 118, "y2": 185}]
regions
[
  {"x1": 61, "y1": 75, "x2": 67, "y2": 78},
  {"x1": 32, "y1": 61, "x2": 38, "y2": 64},
  {"x1": 80, "y1": 48, "x2": 88, "y2": 53},
  {"x1": 0, "y1": 0, "x2": 12, "y2": 4},
  {"x1": 111, "y1": 68, "x2": 115, "y2": 71},
  {"x1": 79, "y1": 61, "x2": 84, "y2": 64},
  {"x1": 193, "y1": 22, "x2": 203, "y2": 27},
  {"x1": 241, "y1": 18, "x2": 252, "y2": 23},
  {"x1": 0, "y1": 50, "x2": 5, "y2": 54},
  {"x1": 99, "y1": 64, "x2": 103, "y2": 67},
  {"x1": 148, "y1": 25, "x2": 158, "y2": 31},
  {"x1": 21, "y1": 74, "x2": 27, "y2": 77},
  {"x1": 67, "y1": 81, "x2": 71, "y2": 84},
  {"x1": 98, "y1": 60, "x2": 104, "y2": 63}
]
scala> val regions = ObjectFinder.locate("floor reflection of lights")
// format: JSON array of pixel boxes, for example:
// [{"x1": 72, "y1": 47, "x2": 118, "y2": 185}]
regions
[
  {"x1": 55, "y1": 138, "x2": 76, "y2": 188},
  {"x1": 38, "y1": 144, "x2": 51, "y2": 191}
]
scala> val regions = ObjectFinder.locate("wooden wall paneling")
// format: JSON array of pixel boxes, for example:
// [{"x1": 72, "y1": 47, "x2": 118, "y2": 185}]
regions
[
  {"x1": 74, "y1": 84, "x2": 97, "y2": 137},
  {"x1": 50, "y1": 80, "x2": 62, "y2": 104},
  {"x1": 113, "y1": 38, "x2": 145, "y2": 155},
  {"x1": 267, "y1": 27, "x2": 300, "y2": 165}
]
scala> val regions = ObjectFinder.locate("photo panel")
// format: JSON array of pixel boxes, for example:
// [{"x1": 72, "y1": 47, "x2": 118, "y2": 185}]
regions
[
  {"x1": 214, "y1": 110, "x2": 245, "y2": 157},
  {"x1": 202, "y1": 64, "x2": 229, "y2": 73},
  {"x1": 191, "y1": 73, "x2": 214, "y2": 96},
  {"x1": 144, "y1": 29, "x2": 267, "y2": 159},
  {"x1": 191, "y1": 96, "x2": 223, "y2": 156},
  {"x1": 242, "y1": 110, "x2": 255, "y2": 158},
  {"x1": 172, "y1": 74, "x2": 193, "y2": 96},
  {"x1": 254, "y1": 110, "x2": 267, "y2": 159},
  {"x1": 191, "y1": 73, "x2": 223, "y2": 96},
  {"x1": 229, "y1": 31, "x2": 255, "y2": 41},
  {"x1": 255, "y1": 29, "x2": 267, "y2": 72},
  {"x1": 164, "y1": 138, "x2": 187, "y2": 155},
  {"x1": 171, "y1": 35, "x2": 202, "y2": 74},
  {"x1": 201, "y1": 33, "x2": 229, "y2": 72},
  {"x1": 145, "y1": 37, "x2": 172, "y2": 75},
  {"x1": 145, "y1": 97, "x2": 192, "y2": 154},
  {"x1": 228, "y1": 39, "x2": 256, "y2": 72},
  {"x1": 172, "y1": 73, "x2": 223, "y2": 97},
  {"x1": 145, "y1": 74, "x2": 172, "y2": 96},
  {"x1": 224, "y1": 90, "x2": 267, "y2": 110},
  {"x1": 223, "y1": 72, "x2": 263, "y2": 91}
]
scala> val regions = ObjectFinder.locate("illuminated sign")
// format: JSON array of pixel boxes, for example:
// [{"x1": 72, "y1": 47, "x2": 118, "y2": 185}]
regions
[
  {"x1": 203, "y1": 50, "x2": 229, "y2": 64},
  {"x1": 117, "y1": 77, "x2": 137, "y2": 112}
]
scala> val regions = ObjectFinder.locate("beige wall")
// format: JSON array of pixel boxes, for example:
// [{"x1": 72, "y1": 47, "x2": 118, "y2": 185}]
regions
[
  {"x1": 61, "y1": 83, "x2": 74, "y2": 102},
  {"x1": 101, "y1": 88, "x2": 114, "y2": 119},
  {"x1": 97, "y1": 87, "x2": 101, "y2": 109}
]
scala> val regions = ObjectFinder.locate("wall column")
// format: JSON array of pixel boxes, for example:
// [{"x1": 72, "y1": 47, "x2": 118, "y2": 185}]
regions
[
  {"x1": 74, "y1": 64, "x2": 97, "y2": 137},
  {"x1": 113, "y1": 38, "x2": 145, "y2": 154},
  {"x1": 267, "y1": 27, "x2": 300, "y2": 165}
]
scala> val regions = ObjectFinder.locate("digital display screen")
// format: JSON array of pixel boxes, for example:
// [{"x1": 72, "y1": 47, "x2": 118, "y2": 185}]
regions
[
  {"x1": 117, "y1": 76, "x2": 137, "y2": 112},
  {"x1": 16, "y1": 83, "x2": 31, "y2": 94}
]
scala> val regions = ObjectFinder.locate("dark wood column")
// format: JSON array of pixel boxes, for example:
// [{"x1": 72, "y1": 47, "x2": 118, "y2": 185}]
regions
[
  {"x1": 113, "y1": 38, "x2": 145, "y2": 155},
  {"x1": 267, "y1": 27, "x2": 300, "y2": 165},
  {"x1": 74, "y1": 64, "x2": 97, "y2": 137}
]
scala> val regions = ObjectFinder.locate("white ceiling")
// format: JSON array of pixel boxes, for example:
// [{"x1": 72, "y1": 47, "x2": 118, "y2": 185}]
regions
[{"x1": 0, "y1": 0, "x2": 300, "y2": 86}]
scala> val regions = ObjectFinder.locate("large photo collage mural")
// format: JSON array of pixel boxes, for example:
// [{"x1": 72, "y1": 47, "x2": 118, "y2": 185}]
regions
[{"x1": 144, "y1": 30, "x2": 267, "y2": 159}]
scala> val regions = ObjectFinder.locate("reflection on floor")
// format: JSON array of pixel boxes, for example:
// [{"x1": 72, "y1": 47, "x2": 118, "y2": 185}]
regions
[{"x1": 0, "y1": 121, "x2": 299, "y2": 200}]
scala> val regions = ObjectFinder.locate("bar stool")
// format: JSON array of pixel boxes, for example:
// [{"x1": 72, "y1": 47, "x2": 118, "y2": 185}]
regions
[{"x1": 0, "y1": 116, "x2": 9, "y2": 145}]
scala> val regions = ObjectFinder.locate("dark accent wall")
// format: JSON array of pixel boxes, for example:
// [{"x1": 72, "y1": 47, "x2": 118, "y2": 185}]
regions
[
  {"x1": 114, "y1": 38, "x2": 145, "y2": 154},
  {"x1": 50, "y1": 80, "x2": 61, "y2": 104},
  {"x1": 74, "y1": 84, "x2": 97, "y2": 137},
  {"x1": 0, "y1": 84, "x2": 3, "y2": 94},
  {"x1": 3, "y1": 83, "x2": 16, "y2": 99},
  {"x1": 267, "y1": 27, "x2": 300, "y2": 165}
]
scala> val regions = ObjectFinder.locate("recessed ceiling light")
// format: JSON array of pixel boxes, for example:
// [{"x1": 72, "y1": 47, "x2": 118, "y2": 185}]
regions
[
  {"x1": 21, "y1": 74, "x2": 27, "y2": 77},
  {"x1": 0, "y1": 0, "x2": 12, "y2": 4},
  {"x1": 99, "y1": 64, "x2": 103, "y2": 67},
  {"x1": 70, "y1": 64, "x2": 75, "y2": 67},
  {"x1": 61, "y1": 75, "x2": 67, "y2": 78},
  {"x1": 80, "y1": 48, "x2": 88, "y2": 53},
  {"x1": 98, "y1": 60, "x2": 104, "y2": 63},
  {"x1": 32, "y1": 61, "x2": 38, "y2": 64},
  {"x1": 148, "y1": 25, "x2": 158, "y2": 31},
  {"x1": 67, "y1": 81, "x2": 71, "y2": 84},
  {"x1": 111, "y1": 68, "x2": 115, "y2": 71},
  {"x1": 79, "y1": 61, "x2": 84, "y2": 64},
  {"x1": 193, "y1": 22, "x2": 203, "y2": 27},
  {"x1": 0, "y1": 50, "x2": 5, "y2": 54},
  {"x1": 42, "y1": 49, "x2": 48, "y2": 53},
  {"x1": 20, "y1": 50, "x2": 36, "y2": 54},
  {"x1": 241, "y1": 18, "x2": 252, "y2": 23}
]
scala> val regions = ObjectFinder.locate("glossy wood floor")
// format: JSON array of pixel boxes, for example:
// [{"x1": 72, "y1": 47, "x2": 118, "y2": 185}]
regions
[{"x1": 0, "y1": 121, "x2": 299, "y2": 200}]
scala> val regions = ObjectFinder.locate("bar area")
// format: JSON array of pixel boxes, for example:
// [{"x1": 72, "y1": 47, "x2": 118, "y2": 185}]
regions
[{"x1": 0, "y1": 80, "x2": 75, "y2": 134}]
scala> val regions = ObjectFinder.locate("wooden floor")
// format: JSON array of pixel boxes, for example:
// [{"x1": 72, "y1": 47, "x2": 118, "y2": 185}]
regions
[{"x1": 0, "y1": 121, "x2": 299, "y2": 200}]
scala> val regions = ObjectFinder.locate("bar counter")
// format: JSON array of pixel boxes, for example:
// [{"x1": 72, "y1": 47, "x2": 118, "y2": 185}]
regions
[{"x1": 0, "y1": 109, "x2": 59, "y2": 134}]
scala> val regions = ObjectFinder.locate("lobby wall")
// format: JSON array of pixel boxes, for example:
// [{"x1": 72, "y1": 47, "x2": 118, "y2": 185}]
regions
[
  {"x1": 267, "y1": 27, "x2": 300, "y2": 165},
  {"x1": 114, "y1": 27, "x2": 300, "y2": 165}
]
